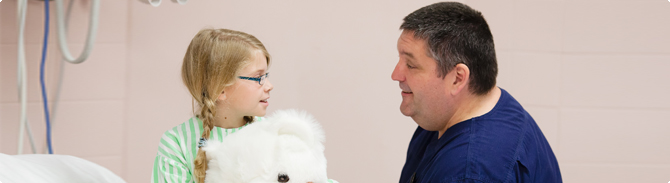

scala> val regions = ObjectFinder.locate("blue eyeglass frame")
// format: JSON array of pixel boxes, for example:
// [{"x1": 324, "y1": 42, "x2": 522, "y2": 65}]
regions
[{"x1": 238, "y1": 72, "x2": 269, "y2": 85}]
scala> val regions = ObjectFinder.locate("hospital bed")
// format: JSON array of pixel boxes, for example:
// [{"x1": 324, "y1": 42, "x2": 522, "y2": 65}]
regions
[{"x1": 0, "y1": 153, "x2": 126, "y2": 183}]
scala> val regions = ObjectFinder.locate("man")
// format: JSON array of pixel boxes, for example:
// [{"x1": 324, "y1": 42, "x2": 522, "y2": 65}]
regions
[{"x1": 392, "y1": 2, "x2": 561, "y2": 183}]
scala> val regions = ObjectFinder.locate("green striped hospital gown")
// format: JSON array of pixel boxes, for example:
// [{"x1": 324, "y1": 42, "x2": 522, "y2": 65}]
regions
[{"x1": 151, "y1": 117, "x2": 339, "y2": 183}]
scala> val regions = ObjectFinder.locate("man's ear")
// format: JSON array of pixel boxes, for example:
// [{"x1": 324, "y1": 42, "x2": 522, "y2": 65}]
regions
[{"x1": 449, "y1": 63, "x2": 470, "y2": 95}]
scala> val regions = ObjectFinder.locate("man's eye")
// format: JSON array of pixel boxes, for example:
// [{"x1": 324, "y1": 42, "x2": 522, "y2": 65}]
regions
[{"x1": 407, "y1": 64, "x2": 415, "y2": 69}]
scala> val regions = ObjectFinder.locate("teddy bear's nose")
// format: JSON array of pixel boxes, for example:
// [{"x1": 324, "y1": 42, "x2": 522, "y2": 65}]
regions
[{"x1": 278, "y1": 174, "x2": 290, "y2": 182}]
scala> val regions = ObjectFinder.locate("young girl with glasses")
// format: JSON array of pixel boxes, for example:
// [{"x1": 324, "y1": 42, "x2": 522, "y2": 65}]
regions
[{"x1": 151, "y1": 28, "x2": 273, "y2": 183}]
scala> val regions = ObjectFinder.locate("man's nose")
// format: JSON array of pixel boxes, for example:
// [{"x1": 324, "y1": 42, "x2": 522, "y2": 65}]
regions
[{"x1": 391, "y1": 62, "x2": 405, "y2": 82}]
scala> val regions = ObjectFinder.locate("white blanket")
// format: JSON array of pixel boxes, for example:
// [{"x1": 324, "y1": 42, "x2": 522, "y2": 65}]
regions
[{"x1": 0, "y1": 153, "x2": 125, "y2": 183}]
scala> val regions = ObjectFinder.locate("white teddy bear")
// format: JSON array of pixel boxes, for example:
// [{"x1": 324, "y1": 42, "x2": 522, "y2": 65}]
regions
[{"x1": 203, "y1": 109, "x2": 334, "y2": 183}]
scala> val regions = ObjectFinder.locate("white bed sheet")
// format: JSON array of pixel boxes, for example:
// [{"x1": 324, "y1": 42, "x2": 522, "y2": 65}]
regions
[{"x1": 0, "y1": 153, "x2": 125, "y2": 183}]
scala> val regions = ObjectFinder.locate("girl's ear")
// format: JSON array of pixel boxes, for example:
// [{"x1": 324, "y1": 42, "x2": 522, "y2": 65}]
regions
[{"x1": 218, "y1": 91, "x2": 227, "y2": 101}]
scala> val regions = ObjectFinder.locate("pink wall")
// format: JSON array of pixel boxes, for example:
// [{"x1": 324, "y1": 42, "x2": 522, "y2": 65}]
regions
[
  {"x1": 1, "y1": 0, "x2": 129, "y2": 177},
  {"x1": 1, "y1": 0, "x2": 670, "y2": 182}
]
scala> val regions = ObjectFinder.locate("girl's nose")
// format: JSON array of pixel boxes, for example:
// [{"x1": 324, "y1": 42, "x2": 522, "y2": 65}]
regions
[{"x1": 265, "y1": 79, "x2": 274, "y2": 92}]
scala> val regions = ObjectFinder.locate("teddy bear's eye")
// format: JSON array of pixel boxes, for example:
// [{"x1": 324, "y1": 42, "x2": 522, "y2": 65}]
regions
[{"x1": 278, "y1": 174, "x2": 290, "y2": 183}]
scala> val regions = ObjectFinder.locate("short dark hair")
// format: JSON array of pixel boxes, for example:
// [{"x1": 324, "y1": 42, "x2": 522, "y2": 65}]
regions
[{"x1": 400, "y1": 2, "x2": 497, "y2": 95}]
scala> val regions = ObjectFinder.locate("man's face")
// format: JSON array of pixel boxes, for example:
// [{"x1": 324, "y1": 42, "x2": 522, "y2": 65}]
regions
[{"x1": 391, "y1": 30, "x2": 453, "y2": 131}]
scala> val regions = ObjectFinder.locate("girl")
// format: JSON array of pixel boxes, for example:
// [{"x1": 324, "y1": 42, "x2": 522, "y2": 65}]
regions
[{"x1": 152, "y1": 28, "x2": 273, "y2": 183}]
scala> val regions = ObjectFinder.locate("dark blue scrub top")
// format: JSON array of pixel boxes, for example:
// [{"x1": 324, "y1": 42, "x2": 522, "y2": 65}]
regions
[{"x1": 399, "y1": 88, "x2": 562, "y2": 183}]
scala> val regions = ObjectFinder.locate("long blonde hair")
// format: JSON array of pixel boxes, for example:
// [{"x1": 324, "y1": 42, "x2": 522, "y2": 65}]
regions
[{"x1": 181, "y1": 28, "x2": 270, "y2": 183}]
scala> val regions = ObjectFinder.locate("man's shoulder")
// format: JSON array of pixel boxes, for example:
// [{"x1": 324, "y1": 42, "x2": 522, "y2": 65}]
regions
[{"x1": 413, "y1": 89, "x2": 559, "y2": 182}]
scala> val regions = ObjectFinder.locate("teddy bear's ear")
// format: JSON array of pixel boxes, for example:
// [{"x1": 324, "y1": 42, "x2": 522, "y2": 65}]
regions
[{"x1": 267, "y1": 109, "x2": 326, "y2": 146}]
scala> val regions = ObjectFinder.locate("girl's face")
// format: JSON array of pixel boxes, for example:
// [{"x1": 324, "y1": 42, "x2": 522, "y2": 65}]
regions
[{"x1": 221, "y1": 50, "x2": 273, "y2": 117}]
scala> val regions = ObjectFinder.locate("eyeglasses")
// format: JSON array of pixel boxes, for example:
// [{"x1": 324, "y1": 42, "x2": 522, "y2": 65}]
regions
[{"x1": 238, "y1": 72, "x2": 269, "y2": 85}]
